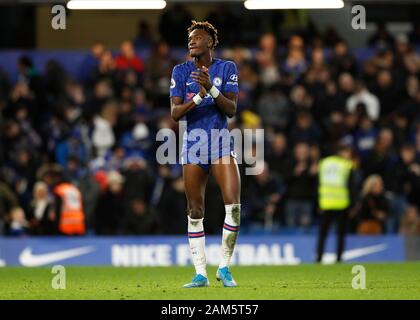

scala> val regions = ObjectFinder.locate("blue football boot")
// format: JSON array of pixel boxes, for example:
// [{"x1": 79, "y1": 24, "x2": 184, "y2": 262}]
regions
[
  {"x1": 216, "y1": 267, "x2": 237, "y2": 287},
  {"x1": 183, "y1": 274, "x2": 210, "y2": 288}
]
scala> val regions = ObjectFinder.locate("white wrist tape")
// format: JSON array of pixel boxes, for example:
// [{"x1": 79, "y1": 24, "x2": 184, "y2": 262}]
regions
[
  {"x1": 209, "y1": 85, "x2": 220, "y2": 98},
  {"x1": 193, "y1": 94, "x2": 203, "y2": 105}
]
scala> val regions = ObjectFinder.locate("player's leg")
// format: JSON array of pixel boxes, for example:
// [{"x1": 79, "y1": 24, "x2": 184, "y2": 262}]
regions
[
  {"x1": 211, "y1": 155, "x2": 241, "y2": 287},
  {"x1": 183, "y1": 164, "x2": 210, "y2": 288}
]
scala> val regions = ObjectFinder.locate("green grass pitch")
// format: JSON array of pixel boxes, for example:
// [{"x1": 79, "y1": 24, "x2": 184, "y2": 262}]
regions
[{"x1": 0, "y1": 263, "x2": 419, "y2": 300}]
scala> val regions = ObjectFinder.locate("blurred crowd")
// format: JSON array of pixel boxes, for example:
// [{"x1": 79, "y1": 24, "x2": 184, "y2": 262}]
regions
[{"x1": 1, "y1": 12, "x2": 420, "y2": 236}]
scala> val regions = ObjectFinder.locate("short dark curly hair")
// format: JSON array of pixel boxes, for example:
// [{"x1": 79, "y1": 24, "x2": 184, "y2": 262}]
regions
[{"x1": 187, "y1": 20, "x2": 219, "y2": 49}]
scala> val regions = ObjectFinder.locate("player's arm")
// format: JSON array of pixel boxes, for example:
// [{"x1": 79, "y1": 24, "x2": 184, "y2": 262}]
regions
[
  {"x1": 191, "y1": 66, "x2": 238, "y2": 118},
  {"x1": 170, "y1": 85, "x2": 206, "y2": 122},
  {"x1": 213, "y1": 91, "x2": 238, "y2": 118},
  {"x1": 170, "y1": 65, "x2": 207, "y2": 122}
]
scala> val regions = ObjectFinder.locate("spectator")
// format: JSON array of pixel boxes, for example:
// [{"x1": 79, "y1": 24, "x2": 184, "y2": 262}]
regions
[
  {"x1": 400, "y1": 76, "x2": 420, "y2": 125},
  {"x1": 329, "y1": 40, "x2": 357, "y2": 77},
  {"x1": 281, "y1": 35, "x2": 307, "y2": 82},
  {"x1": 12, "y1": 174, "x2": 32, "y2": 215},
  {"x1": 353, "y1": 115, "x2": 378, "y2": 161},
  {"x1": 154, "y1": 167, "x2": 187, "y2": 235},
  {"x1": 145, "y1": 40, "x2": 175, "y2": 108},
  {"x1": 289, "y1": 84, "x2": 313, "y2": 114},
  {"x1": 7, "y1": 207, "x2": 28, "y2": 237},
  {"x1": 266, "y1": 132, "x2": 291, "y2": 181},
  {"x1": 310, "y1": 47, "x2": 326, "y2": 70},
  {"x1": 399, "y1": 205, "x2": 420, "y2": 235},
  {"x1": 16, "y1": 56, "x2": 43, "y2": 100},
  {"x1": 44, "y1": 59, "x2": 68, "y2": 102},
  {"x1": 394, "y1": 33, "x2": 420, "y2": 75},
  {"x1": 62, "y1": 82, "x2": 85, "y2": 126},
  {"x1": 46, "y1": 168, "x2": 86, "y2": 236},
  {"x1": 255, "y1": 33, "x2": 281, "y2": 88},
  {"x1": 371, "y1": 69, "x2": 401, "y2": 119},
  {"x1": 367, "y1": 43, "x2": 394, "y2": 73},
  {"x1": 90, "y1": 50, "x2": 116, "y2": 87},
  {"x1": 55, "y1": 130, "x2": 87, "y2": 168},
  {"x1": 341, "y1": 109, "x2": 362, "y2": 144},
  {"x1": 121, "y1": 198, "x2": 158, "y2": 235},
  {"x1": 236, "y1": 62, "x2": 258, "y2": 111},
  {"x1": 283, "y1": 142, "x2": 317, "y2": 227},
  {"x1": 316, "y1": 80, "x2": 344, "y2": 117},
  {"x1": 26, "y1": 181, "x2": 55, "y2": 235},
  {"x1": 79, "y1": 41, "x2": 105, "y2": 83},
  {"x1": 309, "y1": 143, "x2": 321, "y2": 164},
  {"x1": 2, "y1": 119, "x2": 41, "y2": 167},
  {"x1": 121, "y1": 155, "x2": 154, "y2": 205},
  {"x1": 289, "y1": 111, "x2": 321, "y2": 145},
  {"x1": 0, "y1": 181, "x2": 20, "y2": 235},
  {"x1": 368, "y1": 22, "x2": 394, "y2": 47},
  {"x1": 247, "y1": 162, "x2": 283, "y2": 230},
  {"x1": 92, "y1": 100, "x2": 117, "y2": 158},
  {"x1": 389, "y1": 112, "x2": 409, "y2": 150},
  {"x1": 346, "y1": 81, "x2": 380, "y2": 121},
  {"x1": 256, "y1": 85, "x2": 290, "y2": 130},
  {"x1": 13, "y1": 148, "x2": 39, "y2": 190},
  {"x1": 386, "y1": 144, "x2": 420, "y2": 232},
  {"x1": 115, "y1": 41, "x2": 145, "y2": 75},
  {"x1": 356, "y1": 175, "x2": 389, "y2": 234},
  {"x1": 95, "y1": 171, "x2": 124, "y2": 235},
  {"x1": 73, "y1": 160, "x2": 101, "y2": 232},
  {"x1": 363, "y1": 128, "x2": 397, "y2": 178},
  {"x1": 337, "y1": 72, "x2": 355, "y2": 108},
  {"x1": 222, "y1": 45, "x2": 253, "y2": 69},
  {"x1": 7, "y1": 81, "x2": 38, "y2": 119}
]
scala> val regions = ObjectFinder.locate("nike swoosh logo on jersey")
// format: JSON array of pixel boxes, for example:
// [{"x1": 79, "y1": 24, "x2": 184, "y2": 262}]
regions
[
  {"x1": 19, "y1": 246, "x2": 95, "y2": 267},
  {"x1": 186, "y1": 82, "x2": 194, "y2": 86}
]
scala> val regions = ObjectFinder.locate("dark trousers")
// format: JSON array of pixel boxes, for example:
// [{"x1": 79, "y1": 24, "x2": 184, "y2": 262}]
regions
[{"x1": 316, "y1": 209, "x2": 348, "y2": 263}]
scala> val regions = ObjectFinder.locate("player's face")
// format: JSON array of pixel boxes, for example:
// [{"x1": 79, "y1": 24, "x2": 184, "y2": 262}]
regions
[{"x1": 188, "y1": 29, "x2": 212, "y2": 58}]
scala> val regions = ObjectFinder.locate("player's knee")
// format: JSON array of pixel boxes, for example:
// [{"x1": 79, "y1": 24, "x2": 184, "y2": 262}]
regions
[
  {"x1": 224, "y1": 196, "x2": 240, "y2": 206},
  {"x1": 187, "y1": 205, "x2": 204, "y2": 219}
]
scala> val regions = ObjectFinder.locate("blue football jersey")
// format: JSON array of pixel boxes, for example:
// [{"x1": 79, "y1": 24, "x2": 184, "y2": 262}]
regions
[{"x1": 169, "y1": 58, "x2": 239, "y2": 167}]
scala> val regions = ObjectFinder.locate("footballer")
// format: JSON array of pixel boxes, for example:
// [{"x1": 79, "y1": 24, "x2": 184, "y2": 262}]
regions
[{"x1": 169, "y1": 21, "x2": 241, "y2": 288}]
